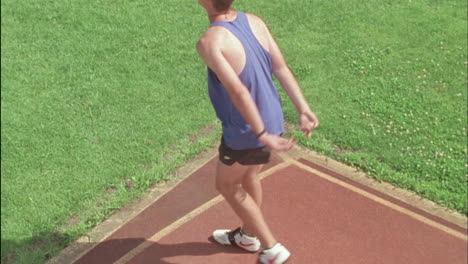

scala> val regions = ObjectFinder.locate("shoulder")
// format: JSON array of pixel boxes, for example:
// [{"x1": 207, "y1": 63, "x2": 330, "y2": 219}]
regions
[
  {"x1": 196, "y1": 27, "x2": 233, "y2": 65},
  {"x1": 244, "y1": 12, "x2": 273, "y2": 53},
  {"x1": 197, "y1": 26, "x2": 230, "y2": 53},
  {"x1": 245, "y1": 13, "x2": 268, "y2": 30},
  {"x1": 244, "y1": 13, "x2": 264, "y2": 23}
]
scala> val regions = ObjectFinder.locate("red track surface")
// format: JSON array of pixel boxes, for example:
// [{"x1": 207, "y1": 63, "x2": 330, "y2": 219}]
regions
[{"x1": 74, "y1": 153, "x2": 467, "y2": 264}]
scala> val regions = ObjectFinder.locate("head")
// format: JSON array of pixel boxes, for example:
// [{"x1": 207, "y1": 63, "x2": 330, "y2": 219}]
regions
[{"x1": 198, "y1": 0, "x2": 234, "y2": 12}]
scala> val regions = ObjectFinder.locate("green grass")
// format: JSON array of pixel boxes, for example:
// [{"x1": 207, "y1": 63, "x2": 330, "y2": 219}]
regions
[
  {"x1": 1, "y1": 1, "x2": 218, "y2": 262},
  {"x1": 249, "y1": 0, "x2": 467, "y2": 212},
  {"x1": 1, "y1": 0, "x2": 466, "y2": 263}
]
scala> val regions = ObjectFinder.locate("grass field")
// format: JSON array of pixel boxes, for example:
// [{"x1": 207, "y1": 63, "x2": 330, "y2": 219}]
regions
[{"x1": 1, "y1": 0, "x2": 466, "y2": 263}]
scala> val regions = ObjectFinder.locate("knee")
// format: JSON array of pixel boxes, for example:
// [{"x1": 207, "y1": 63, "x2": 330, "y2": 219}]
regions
[
  {"x1": 242, "y1": 174, "x2": 260, "y2": 187},
  {"x1": 216, "y1": 182, "x2": 247, "y2": 202},
  {"x1": 215, "y1": 180, "x2": 235, "y2": 195}
]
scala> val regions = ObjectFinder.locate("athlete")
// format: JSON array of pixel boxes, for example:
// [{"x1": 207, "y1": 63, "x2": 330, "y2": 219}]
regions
[{"x1": 196, "y1": 0, "x2": 319, "y2": 263}]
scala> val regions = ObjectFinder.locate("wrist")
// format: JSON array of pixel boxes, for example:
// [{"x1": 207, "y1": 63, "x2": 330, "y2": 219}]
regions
[
  {"x1": 255, "y1": 128, "x2": 267, "y2": 139},
  {"x1": 298, "y1": 106, "x2": 311, "y2": 115},
  {"x1": 258, "y1": 133, "x2": 269, "y2": 143}
]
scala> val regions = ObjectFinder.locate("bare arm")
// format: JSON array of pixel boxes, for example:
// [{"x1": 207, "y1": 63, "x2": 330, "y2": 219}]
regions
[
  {"x1": 197, "y1": 33, "x2": 294, "y2": 150},
  {"x1": 265, "y1": 25, "x2": 319, "y2": 137}
]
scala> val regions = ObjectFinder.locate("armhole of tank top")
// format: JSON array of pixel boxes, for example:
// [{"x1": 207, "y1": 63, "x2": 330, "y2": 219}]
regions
[
  {"x1": 211, "y1": 25, "x2": 248, "y2": 77},
  {"x1": 243, "y1": 14, "x2": 271, "y2": 57}
]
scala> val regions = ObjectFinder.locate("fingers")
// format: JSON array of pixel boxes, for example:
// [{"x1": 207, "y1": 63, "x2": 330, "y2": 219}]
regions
[
  {"x1": 312, "y1": 118, "x2": 319, "y2": 129},
  {"x1": 285, "y1": 137, "x2": 296, "y2": 150},
  {"x1": 306, "y1": 112, "x2": 319, "y2": 129},
  {"x1": 270, "y1": 136, "x2": 295, "y2": 151},
  {"x1": 302, "y1": 122, "x2": 314, "y2": 138},
  {"x1": 300, "y1": 111, "x2": 319, "y2": 137},
  {"x1": 262, "y1": 134, "x2": 298, "y2": 151},
  {"x1": 278, "y1": 137, "x2": 295, "y2": 151}
]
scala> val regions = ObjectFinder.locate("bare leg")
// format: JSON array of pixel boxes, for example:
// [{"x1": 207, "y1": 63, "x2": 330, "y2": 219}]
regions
[
  {"x1": 216, "y1": 161, "x2": 276, "y2": 248},
  {"x1": 241, "y1": 165, "x2": 263, "y2": 236},
  {"x1": 242, "y1": 165, "x2": 264, "y2": 206}
]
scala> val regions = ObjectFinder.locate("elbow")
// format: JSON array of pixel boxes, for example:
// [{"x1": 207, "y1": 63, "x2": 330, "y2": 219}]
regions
[
  {"x1": 273, "y1": 64, "x2": 289, "y2": 78},
  {"x1": 227, "y1": 85, "x2": 250, "y2": 104},
  {"x1": 230, "y1": 88, "x2": 247, "y2": 101}
]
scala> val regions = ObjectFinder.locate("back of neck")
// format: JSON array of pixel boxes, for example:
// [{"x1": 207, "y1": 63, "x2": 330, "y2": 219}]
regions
[{"x1": 208, "y1": 10, "x2": 237, "y2": 23}]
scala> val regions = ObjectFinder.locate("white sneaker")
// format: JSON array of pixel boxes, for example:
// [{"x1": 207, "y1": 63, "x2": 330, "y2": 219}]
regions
[
  {"x1": 257, "y1": 243, "x2": 290, "y2": 264},
  {"x1": 212, "y1": 227, "x2": 261, "y2": 252}
]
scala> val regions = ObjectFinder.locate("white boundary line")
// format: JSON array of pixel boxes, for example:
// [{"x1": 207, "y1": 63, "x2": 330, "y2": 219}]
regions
[
  {"x1": 49, "y1": 150, "x2": 218, "y2": 264},
  {"x1": 114, "y1": 160, "x2": 293, "y2": 263},
  {"x1": 289, "y1": 158, "x2": 468, "y2": 242}
]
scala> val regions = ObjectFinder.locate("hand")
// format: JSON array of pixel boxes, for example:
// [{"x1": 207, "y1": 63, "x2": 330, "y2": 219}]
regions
[
  {"x1": 300, "y1": 110, "x2": 319, "y2": 138},
  {"x1": 258, "y1": 133, "x2": 295, "y2": 151}
]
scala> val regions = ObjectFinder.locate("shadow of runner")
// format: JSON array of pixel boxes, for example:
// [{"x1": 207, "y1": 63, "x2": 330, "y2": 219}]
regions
[
  {"x1": 124, "y1": 236, "x2": 251, "y2": 264},
  {"x1": 74, "y1": 236, "x2": 250, "y2": 264}
]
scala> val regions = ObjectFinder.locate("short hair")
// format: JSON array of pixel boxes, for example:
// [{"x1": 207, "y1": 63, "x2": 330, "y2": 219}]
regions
[{"x1": 213, "y1": 0, "x2": 234, "y2": 11}]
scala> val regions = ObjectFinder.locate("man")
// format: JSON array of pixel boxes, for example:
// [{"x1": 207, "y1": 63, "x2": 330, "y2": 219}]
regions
[{"x1": 196, "y1": 0, "x2": 319, "y2": 263}]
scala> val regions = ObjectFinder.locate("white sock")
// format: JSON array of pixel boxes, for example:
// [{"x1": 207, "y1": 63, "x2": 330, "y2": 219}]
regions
[{"x1": 262, "y1": 243, "x2": 281, "y2": 253}]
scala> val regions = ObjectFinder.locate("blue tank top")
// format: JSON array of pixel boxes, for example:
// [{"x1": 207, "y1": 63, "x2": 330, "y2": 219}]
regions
[{"x1": 207, "y1": 11, "x2": 284, "y2": 150}]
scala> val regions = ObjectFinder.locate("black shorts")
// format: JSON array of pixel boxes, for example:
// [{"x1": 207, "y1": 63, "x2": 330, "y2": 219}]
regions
[{"x1": 218, "y1": 137, "x2": 271, "y2": 166}]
